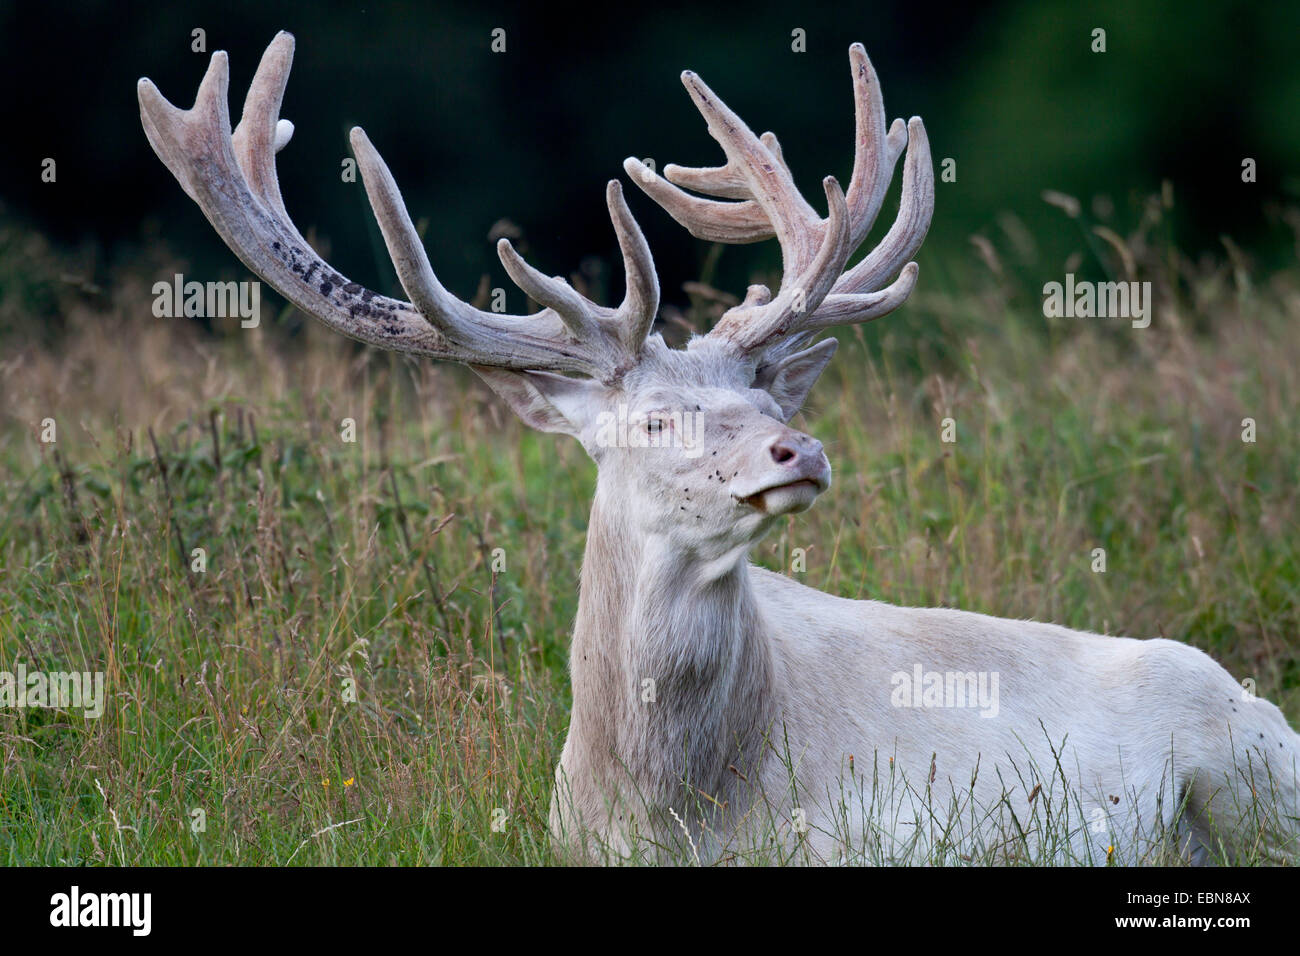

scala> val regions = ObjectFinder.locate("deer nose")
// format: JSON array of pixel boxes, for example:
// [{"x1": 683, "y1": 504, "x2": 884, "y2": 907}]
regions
[{"x1": 768, "y1": 432, "x2": 824, "y2": 467}]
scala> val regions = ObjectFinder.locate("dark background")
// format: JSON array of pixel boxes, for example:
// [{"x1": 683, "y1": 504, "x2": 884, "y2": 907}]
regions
[{"x1": 2, "y1": 0, "x2": 1297, "y2": 316}]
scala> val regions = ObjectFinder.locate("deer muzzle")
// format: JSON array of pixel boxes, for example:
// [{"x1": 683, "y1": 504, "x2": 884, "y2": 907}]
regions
[{"x1": 730, "y1": 430, "x2": 831, "y2": 515}]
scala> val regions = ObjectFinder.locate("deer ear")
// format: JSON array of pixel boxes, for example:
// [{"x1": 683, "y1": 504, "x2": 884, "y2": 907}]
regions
[
  {"x1": 472, "y1": 367, "x2": 601, "y2": 437},
  {"x1": 756, "y1": 338, "x2": 838, "y2": 421}
]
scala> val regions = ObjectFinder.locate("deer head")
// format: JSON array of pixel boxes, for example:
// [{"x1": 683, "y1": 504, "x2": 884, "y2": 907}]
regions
[{"x1": 138, "y1": 32, "x2": 933, "y2": 563}]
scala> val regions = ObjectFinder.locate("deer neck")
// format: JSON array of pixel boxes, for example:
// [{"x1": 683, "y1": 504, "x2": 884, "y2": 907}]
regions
[{"x1": 567, "y1": 482, "x2": 778, "y2": 816}]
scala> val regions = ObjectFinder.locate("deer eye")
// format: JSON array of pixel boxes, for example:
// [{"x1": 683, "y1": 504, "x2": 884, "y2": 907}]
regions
[{"x1": 645, "y1": 416, "x2": 668, "y2": 434}]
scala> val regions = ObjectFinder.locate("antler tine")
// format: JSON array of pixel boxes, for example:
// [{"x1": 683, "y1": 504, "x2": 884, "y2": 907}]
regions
[
  {"x1": 494, "y1": 181, "x2": 659, "y2": 366},
  {"x1": 620, "y1": 130, "x2": 798, "y2": 247},
  {"x1": 139, "y1": 32, "x2": 658, "y2": 381},
  {"x1": 801, "y1": 261, "x2": 919, "y2": 327},
  {"x1": 843, "y1": 45, "x2": 909, "y2": 249},
  {"x1": 494, "y1": 238, "x2": 602, "y2": 340},
  {"x1": 348, "y1": 127, "x2": 545, "y2": 350},
  {"x1": 621, "y1": 157, "x2": 773, "y2": 244},
  {"x1": 676, "y1": 70, "x2": 824, "y2": 278},
  {"x1": 606, "y1": 180, "x2": 661, "y2": 352},
  {"x1": 230, "y1": 32, "x2": 297, "y2": 230},
  {"x1": 832, "y1": 116, "x2": 934, "y2": 297},
  {"x1": 661, "y1": 131, "x2": 792, "y2": 203}
]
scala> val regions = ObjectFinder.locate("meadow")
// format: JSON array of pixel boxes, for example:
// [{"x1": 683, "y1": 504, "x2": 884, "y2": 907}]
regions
[{"x1": 1, "y1": 188, "x2": 1298, "y2": 864}]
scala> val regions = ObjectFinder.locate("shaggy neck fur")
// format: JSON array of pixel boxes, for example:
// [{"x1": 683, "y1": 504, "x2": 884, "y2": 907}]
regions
[{"x1": 566, "y1": 481, "x2": 778, "y2": 841}]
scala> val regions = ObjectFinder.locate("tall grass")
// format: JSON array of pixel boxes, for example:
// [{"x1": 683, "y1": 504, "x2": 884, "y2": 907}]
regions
[{"x1": 1, "y1": 191, "x2": 1297, "y2": 864}]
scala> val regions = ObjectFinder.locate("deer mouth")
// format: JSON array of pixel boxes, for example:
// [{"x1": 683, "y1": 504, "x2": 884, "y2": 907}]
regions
[{"x1": 734, "y1": 473, "x2": 830, "y2": 515}]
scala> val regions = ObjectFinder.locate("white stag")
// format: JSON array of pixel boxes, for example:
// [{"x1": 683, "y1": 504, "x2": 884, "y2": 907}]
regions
[{"x1": 139, "y1": 32, "x2": 1299, "y2": 865}]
